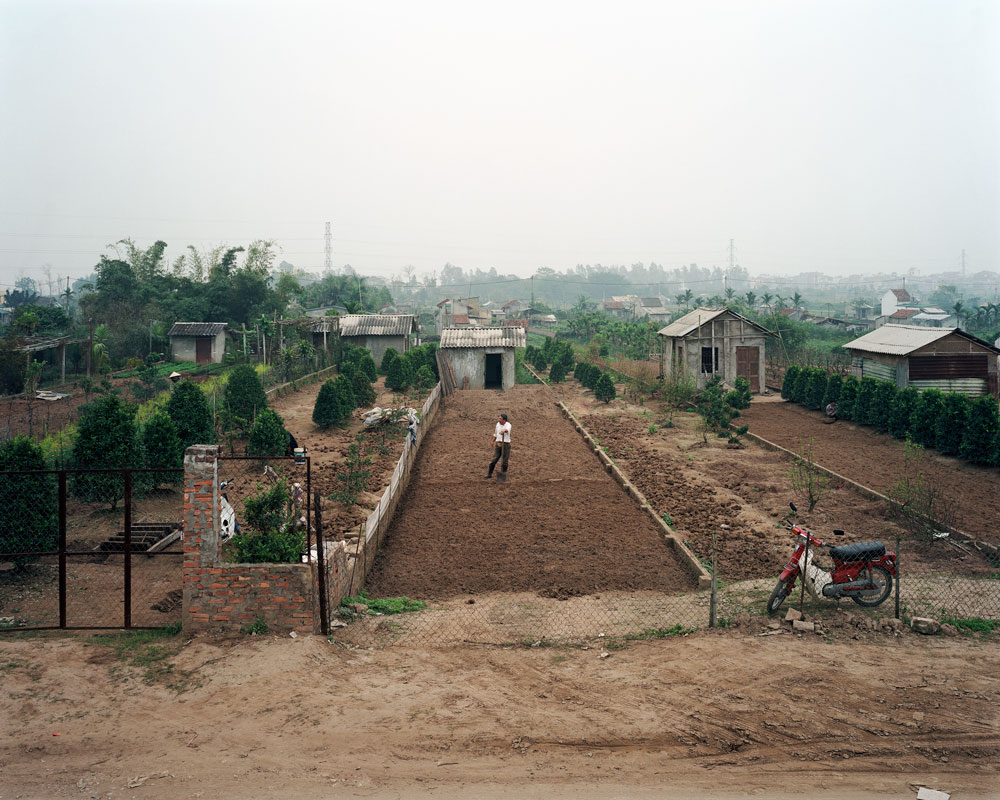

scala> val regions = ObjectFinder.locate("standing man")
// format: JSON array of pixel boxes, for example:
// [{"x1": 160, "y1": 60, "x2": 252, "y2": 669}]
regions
[{"x1": 485, "y1": 413, "x2": 511, "y2": 479}]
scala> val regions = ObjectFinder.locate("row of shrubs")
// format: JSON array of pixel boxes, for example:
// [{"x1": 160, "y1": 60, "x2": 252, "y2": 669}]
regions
[
  {"x1": 573, "y1": 361, "x2": 616, "y2": 403},
  {"x1": 526, "y1": 338, "x2": 575, "y2": 379},
  {"x1": 380, "y1": 343, "x2": 438, "y2": 393},
  {"x1": 782, "y1": 365, "x2": 1000, "y2": 467}
]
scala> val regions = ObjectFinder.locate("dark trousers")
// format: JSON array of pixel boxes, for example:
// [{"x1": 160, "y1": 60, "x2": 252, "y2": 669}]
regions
[{"x1": 488, "y1": 442, "x2": 510, "y2": 475}]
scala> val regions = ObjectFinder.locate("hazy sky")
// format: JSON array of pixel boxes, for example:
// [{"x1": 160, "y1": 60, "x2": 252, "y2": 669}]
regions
[{"x1": 1, "y1": 0, "x2": 998, "y2": 292}]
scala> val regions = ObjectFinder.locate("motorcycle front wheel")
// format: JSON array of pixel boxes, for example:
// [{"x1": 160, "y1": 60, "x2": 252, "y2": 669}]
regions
[
  {"x1": 766, "y1": 576, "x2": 794, "y2": 616},
  {"x1": 851, "y1": 565, "x2": 893, "y2": 607}
]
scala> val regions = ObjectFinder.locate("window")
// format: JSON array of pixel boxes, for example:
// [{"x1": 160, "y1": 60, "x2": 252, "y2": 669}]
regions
[{"x1": 701, "y1": 346, "x2": 719, "y2": 374}]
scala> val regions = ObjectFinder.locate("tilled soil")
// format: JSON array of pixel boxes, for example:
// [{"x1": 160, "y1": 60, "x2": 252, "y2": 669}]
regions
[
  {"x1": 741, "y1": 397, "x2": 1000, "y2": 545},
  {"x1": 365, "y1": 386, "x2": 695, "y2": 600}
]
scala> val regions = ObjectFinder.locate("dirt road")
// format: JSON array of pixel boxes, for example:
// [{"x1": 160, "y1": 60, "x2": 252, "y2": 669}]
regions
[{"x1": 1, "y1": 630, "x2": 997, "y2": 799}]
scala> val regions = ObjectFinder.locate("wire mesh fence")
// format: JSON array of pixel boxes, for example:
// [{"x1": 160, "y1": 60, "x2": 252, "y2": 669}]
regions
[{"x1": 0, "y1": 467, "x2": 183, "y2": 631}]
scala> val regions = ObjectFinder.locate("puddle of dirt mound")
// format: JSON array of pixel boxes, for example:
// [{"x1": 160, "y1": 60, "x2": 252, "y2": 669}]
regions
[{"x1": 365, "y1": 386, "x2": 697, "y2": 601}]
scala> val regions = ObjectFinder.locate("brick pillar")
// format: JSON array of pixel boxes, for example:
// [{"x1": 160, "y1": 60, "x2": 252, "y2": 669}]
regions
[{"x1": 182, "y1": 445, "x2": 219, "y2": 631}]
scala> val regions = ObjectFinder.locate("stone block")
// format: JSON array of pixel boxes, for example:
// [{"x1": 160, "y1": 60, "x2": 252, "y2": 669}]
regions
[
  {"x1": 792, "y1": 620, "x2": 815, "y2": 632},
  {"x1": 784, "y1": 608, "x2": 803, "y2": 622},
  {"x1": 910, "y1": 617, "x2": 941, "y2": 635},
  {"x1": 940, "y1": 623, "x2": 958, "y2": 637}
]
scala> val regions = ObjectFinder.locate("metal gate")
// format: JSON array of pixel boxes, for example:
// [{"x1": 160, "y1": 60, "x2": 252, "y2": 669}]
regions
[{"x1": 0, "y1": 468, "x2": 185, "y2": 631}]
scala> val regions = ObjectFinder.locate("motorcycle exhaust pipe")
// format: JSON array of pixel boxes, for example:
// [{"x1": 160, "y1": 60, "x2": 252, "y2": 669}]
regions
[{"x1": 822, "y1": 578, "x2": 877, "y2": 598}]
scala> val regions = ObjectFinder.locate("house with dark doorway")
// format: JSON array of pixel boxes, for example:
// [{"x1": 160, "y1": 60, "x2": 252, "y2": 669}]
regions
[
  {"x1": 338, "y1": 314, "x2": 418, "y2": 366},
  {"x1": 842, "y1": 324, "x2": 1000, "y2": 397},
  {"x1": 657, "y1": 307, "x2": 773, "y2": 393},
  {"x1": 439, "y1": 326, "x2": 525, "y2": 390},
  {"x1": 168, "y1": 322, "x2": 228, "y2": 365}
]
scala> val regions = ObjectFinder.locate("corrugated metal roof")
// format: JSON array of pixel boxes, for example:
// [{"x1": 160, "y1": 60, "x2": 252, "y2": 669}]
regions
[
  {"x1": 339, "y1": 314, "x2": 417, "y2": 337},
  {"x1": 657, "y1": 307, "x2": 773, "y2": 339},
  {"x1": 168, "y1": 322, "x2": 227, "y2": 337},
  {"x1": 440, "y1": 327, "x2": 526, "y2": 348},
  {"x1": 843, "y1": 324, "x2": 955, "y2": 355}
]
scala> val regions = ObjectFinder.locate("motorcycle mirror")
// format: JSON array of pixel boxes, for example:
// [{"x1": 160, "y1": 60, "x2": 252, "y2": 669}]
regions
[
  {"x1": 789, "y1": 502, "x2": 797, "y2": 514},
  {"x1": 833, "y1": 529, "x2": 844, "y2": 536}
]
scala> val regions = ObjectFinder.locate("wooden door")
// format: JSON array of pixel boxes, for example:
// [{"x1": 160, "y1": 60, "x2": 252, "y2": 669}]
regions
[
  {"x1": 736, "y1": 346, "x2": 760, "y2": 393},
  {"x1": 195, "y1": 337, "x2": 212, "y2": 365}
]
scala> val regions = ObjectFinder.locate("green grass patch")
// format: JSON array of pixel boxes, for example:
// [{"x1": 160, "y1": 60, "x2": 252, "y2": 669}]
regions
[
  {"x1": 941, "y1": 617, "x2": 998, "y2": 635},
  {"x1": 340, "y1": 590, "x2": 426, "y2": 616},
  {"x1": 86, "y1": 623, "x2": 192, "y2": 689},
  {"x1": 625, "y1": 624, "x2": 695, "y2": 641}
]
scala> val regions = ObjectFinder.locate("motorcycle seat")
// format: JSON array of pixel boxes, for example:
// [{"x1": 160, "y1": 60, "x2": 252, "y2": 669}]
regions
[{"x1": 828, "y1": 541, "x2": 885, "y2": 563}]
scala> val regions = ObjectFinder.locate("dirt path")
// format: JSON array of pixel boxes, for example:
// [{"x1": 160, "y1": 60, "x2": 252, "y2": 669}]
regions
[
  {"x1": 365, "y1": 386, "x2": 695, "y2": 600},
  {"x1": 1, "y1": 631, "x2": 997, "y2": 799},
  {"x1": 741, "y1": 397, "x2": 1000, "y2": 544}
]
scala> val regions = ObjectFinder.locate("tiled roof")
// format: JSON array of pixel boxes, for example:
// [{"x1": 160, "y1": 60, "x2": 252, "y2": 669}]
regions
[
  {"x1": 440, "y1": 327, "x2": 526, "y2": 348},
  {"x1": 339, "y1": 314, "x2": 417, "y2": 337},
  {"x1": 891, "y1": 288, "x2": 912, "y2": 301},
  {"x1": 168, "y1": 322, "x2": 227, "y2": 337},
  {"x1": 452, "y1": 314, "x2": 470, "y2": 325},
  {"x1": 889, "y1": 308, "x2": 920, "y2": 319}
]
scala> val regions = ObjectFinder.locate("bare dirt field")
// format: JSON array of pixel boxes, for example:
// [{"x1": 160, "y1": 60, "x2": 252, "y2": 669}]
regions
[
  {"x1": 365, "y1": 386, "x2": 694, "y2": 600},
  {"x1": 1, "y1": 629, "x2": 997, "y2": 799},
  {"x1": 740, "y1": 396, "x2": 1000, "y2": 544}
]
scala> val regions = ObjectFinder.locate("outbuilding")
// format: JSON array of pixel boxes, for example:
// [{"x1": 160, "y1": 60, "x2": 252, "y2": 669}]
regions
[
  {"x1": 338, "y1": 314, "x2": 418, "y2": 366},
  {"x1": 439, "y1": 326, "x2": 526, "y2": 390},
  {"x1": 842, "y1": 324, "x2": 1000, "y2": 397},
  {"x1": 657, "y1": 307, "x2": 773, "y2": 393},
  {"x1": 168, "y1": 322, "x2": 228, "y2": 365}
]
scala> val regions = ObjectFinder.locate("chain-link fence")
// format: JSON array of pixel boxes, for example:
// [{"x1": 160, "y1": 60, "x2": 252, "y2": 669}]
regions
[{"x1": 0, "y1": 467, "x2": 183, "y2": 631}]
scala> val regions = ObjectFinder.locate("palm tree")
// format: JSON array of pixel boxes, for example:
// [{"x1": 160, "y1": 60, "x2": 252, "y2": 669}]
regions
[
  {"x1": 744, "y1": 291, "x2": 756, "y2": 310},
  {"x1": 774, "y1": 295, "x2": 788, "y2": 311},
  {"x1": 761, "y1": 292, "x2": 774, "y2": 313},
  {"x1": 791, "y1": 291, "x2": 804, "y2": 309},
  {"x1": 682, "y1": 288, "x2": 694, "y2": 308},
  {"x1": 724, "y1": 287, "x2": 736, "y2": 302}
]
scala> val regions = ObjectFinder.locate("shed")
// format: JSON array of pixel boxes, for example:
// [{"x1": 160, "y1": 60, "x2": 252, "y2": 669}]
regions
[
  {"x1": 439, "y1": 326, "x2": 526, "y2": 390},
  {"x1": 338, "y1": 314, "x2": 418, "y2": 366},
  {"x1": 842, "y1": 324, "x2": 1000, "y2": 397},
  {"x1": 168, "y1": 322, "x2": 228, "y2": 364},
  {"x1": 658, "y1": 307, "x2": 773, "y2": 393}
]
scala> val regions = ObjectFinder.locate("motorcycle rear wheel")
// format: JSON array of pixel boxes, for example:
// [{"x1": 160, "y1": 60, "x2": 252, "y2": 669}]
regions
[
  {"x1": 766, "y1": 576, "x2": 793, "y2": 616},
  {"x1": 851, "y1": 565, "x2": 892, "y2": 607}
]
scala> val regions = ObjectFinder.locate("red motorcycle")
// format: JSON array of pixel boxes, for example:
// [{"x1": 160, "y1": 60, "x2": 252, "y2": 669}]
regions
[{"x1": 767, "y1": 503, "x2": 897, "y2": 616}]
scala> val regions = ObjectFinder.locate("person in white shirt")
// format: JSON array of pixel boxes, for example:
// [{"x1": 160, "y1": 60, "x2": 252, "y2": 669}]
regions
[{"x1": 485, "y1": 413, "x2": 511, "y2": 479}]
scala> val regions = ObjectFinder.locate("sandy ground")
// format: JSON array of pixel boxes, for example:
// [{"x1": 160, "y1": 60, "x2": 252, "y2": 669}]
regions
[{"x1": 1, "y1": 629, "x2": 997, "y2": 799}]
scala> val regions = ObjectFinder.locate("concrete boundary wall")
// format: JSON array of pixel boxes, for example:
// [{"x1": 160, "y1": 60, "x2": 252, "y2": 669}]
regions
[
  {"x1": 264, "y1": 364, "x2": 339, "y2": 401},
  {"x1": 556, "y1": 401, "x2": 713, "y2": 590},
  {"x1": 326, "y1": 383, "x2": 444, "y2": 606}
]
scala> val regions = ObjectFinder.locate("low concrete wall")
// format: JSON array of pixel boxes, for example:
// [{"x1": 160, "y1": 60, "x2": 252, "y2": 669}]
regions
[
  {"x1": 264, "y1": 364, "x2": 339, "y2": 401},
  {"x1": 555, "y1": 401, "x2": 712, "y2": 590},
  {"x1": 325, "y1": 383, "x2": 445, "y2": 607}
]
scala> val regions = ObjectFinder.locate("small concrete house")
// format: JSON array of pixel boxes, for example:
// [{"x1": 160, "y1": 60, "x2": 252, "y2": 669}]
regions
[
  {"x1": 168, "y1": 322, "x2": 228, "y2": 364},
  {"x1": 439, "y1": 326, "x2": 526, "y2": 390},
  {"x1": 658, "y1": 307, "x2": 773, "y2": 393},
  {"x1": 339, "y1": 314, "x2": 418, "y2": 366},
  {"x1": 842, "y1": 324, "x2": 1000, "y2": 398}
]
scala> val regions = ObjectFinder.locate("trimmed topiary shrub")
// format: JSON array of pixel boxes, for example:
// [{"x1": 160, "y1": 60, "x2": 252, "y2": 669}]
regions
[
  {"x1": 231, "y1": 480, "x2": 304, "y2": 563},
  {"x1": 548, "y1": 361, "x2": 566, "y2": 384},
  {"x1": 224, "y1": 364, "x2": 267, "y2": 433},
  {"x1": 781, "y1": 365, "x2": 801, "y2": 401},
  {"x1": 853, "y1": 377, "x2": 878, "y2": 426},
  {"x1": 960, "y1": 395, "x2": 1000, "y2": 466},
  {"x1": 415, "y1": 364, "x2": 435, "y2": 390},
  {"x1": 805, "y1": 369, "x2": 828, "y2": 410},
  {"x1": 725, "y1": 377, "x2": 752, "y2": 410},
  {"x1": 247, "y1": 408, "x2": 289, "y2": 457},
  {"x1": 822, "y1": 373, "x2": 843, "y2": 409},
  {"x1": 594, "y1": 372, "x2": 616, "y2": 403},
  {"x1": 312, "y1": 379, "x2": 340, "y2": 428},
  {"x1": 71, "y1": 394, "x2": 144, "y2": 509},
  {"x1": 934, "y1": 391, "x2": 971, "y2": 457},
  {"x1": 380, "y1": 347, "x2": 399, "y2": 374},
  {"x1": 166, "y1": 380, "x2": 216, "y2": 449},
  {"x1": 869, "y1": 381, "x2": 898, "y2": 433},
  {"x1": 142, "y1": 411, "x2": 183, "y2": 479},
  {"x1": 911, "y1": 388, "x2": 945, "y2": 449},
  {"x1": 351, "y1": 371, "x2": 378, "y2": 407},
  {"x1": 385, "y1": 356, "x2": 410, "y2": 392},
  {"x1": 888, "y1": 386, "x2": 919, "y2": 440},
  {"x1": 0, "y1": 436, "x2": 57, "y2": 568},
  {"x1": 358, "y1": 352, "x2": 378, "y2": 382},
  {"x1": 837, "y1": 375, "x2": 859, "y2": 421}
]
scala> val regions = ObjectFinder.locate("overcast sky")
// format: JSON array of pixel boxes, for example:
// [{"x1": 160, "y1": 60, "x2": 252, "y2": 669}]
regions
[{"x1": 1, "y1": 0, "x2": 998, "y2": 291}]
